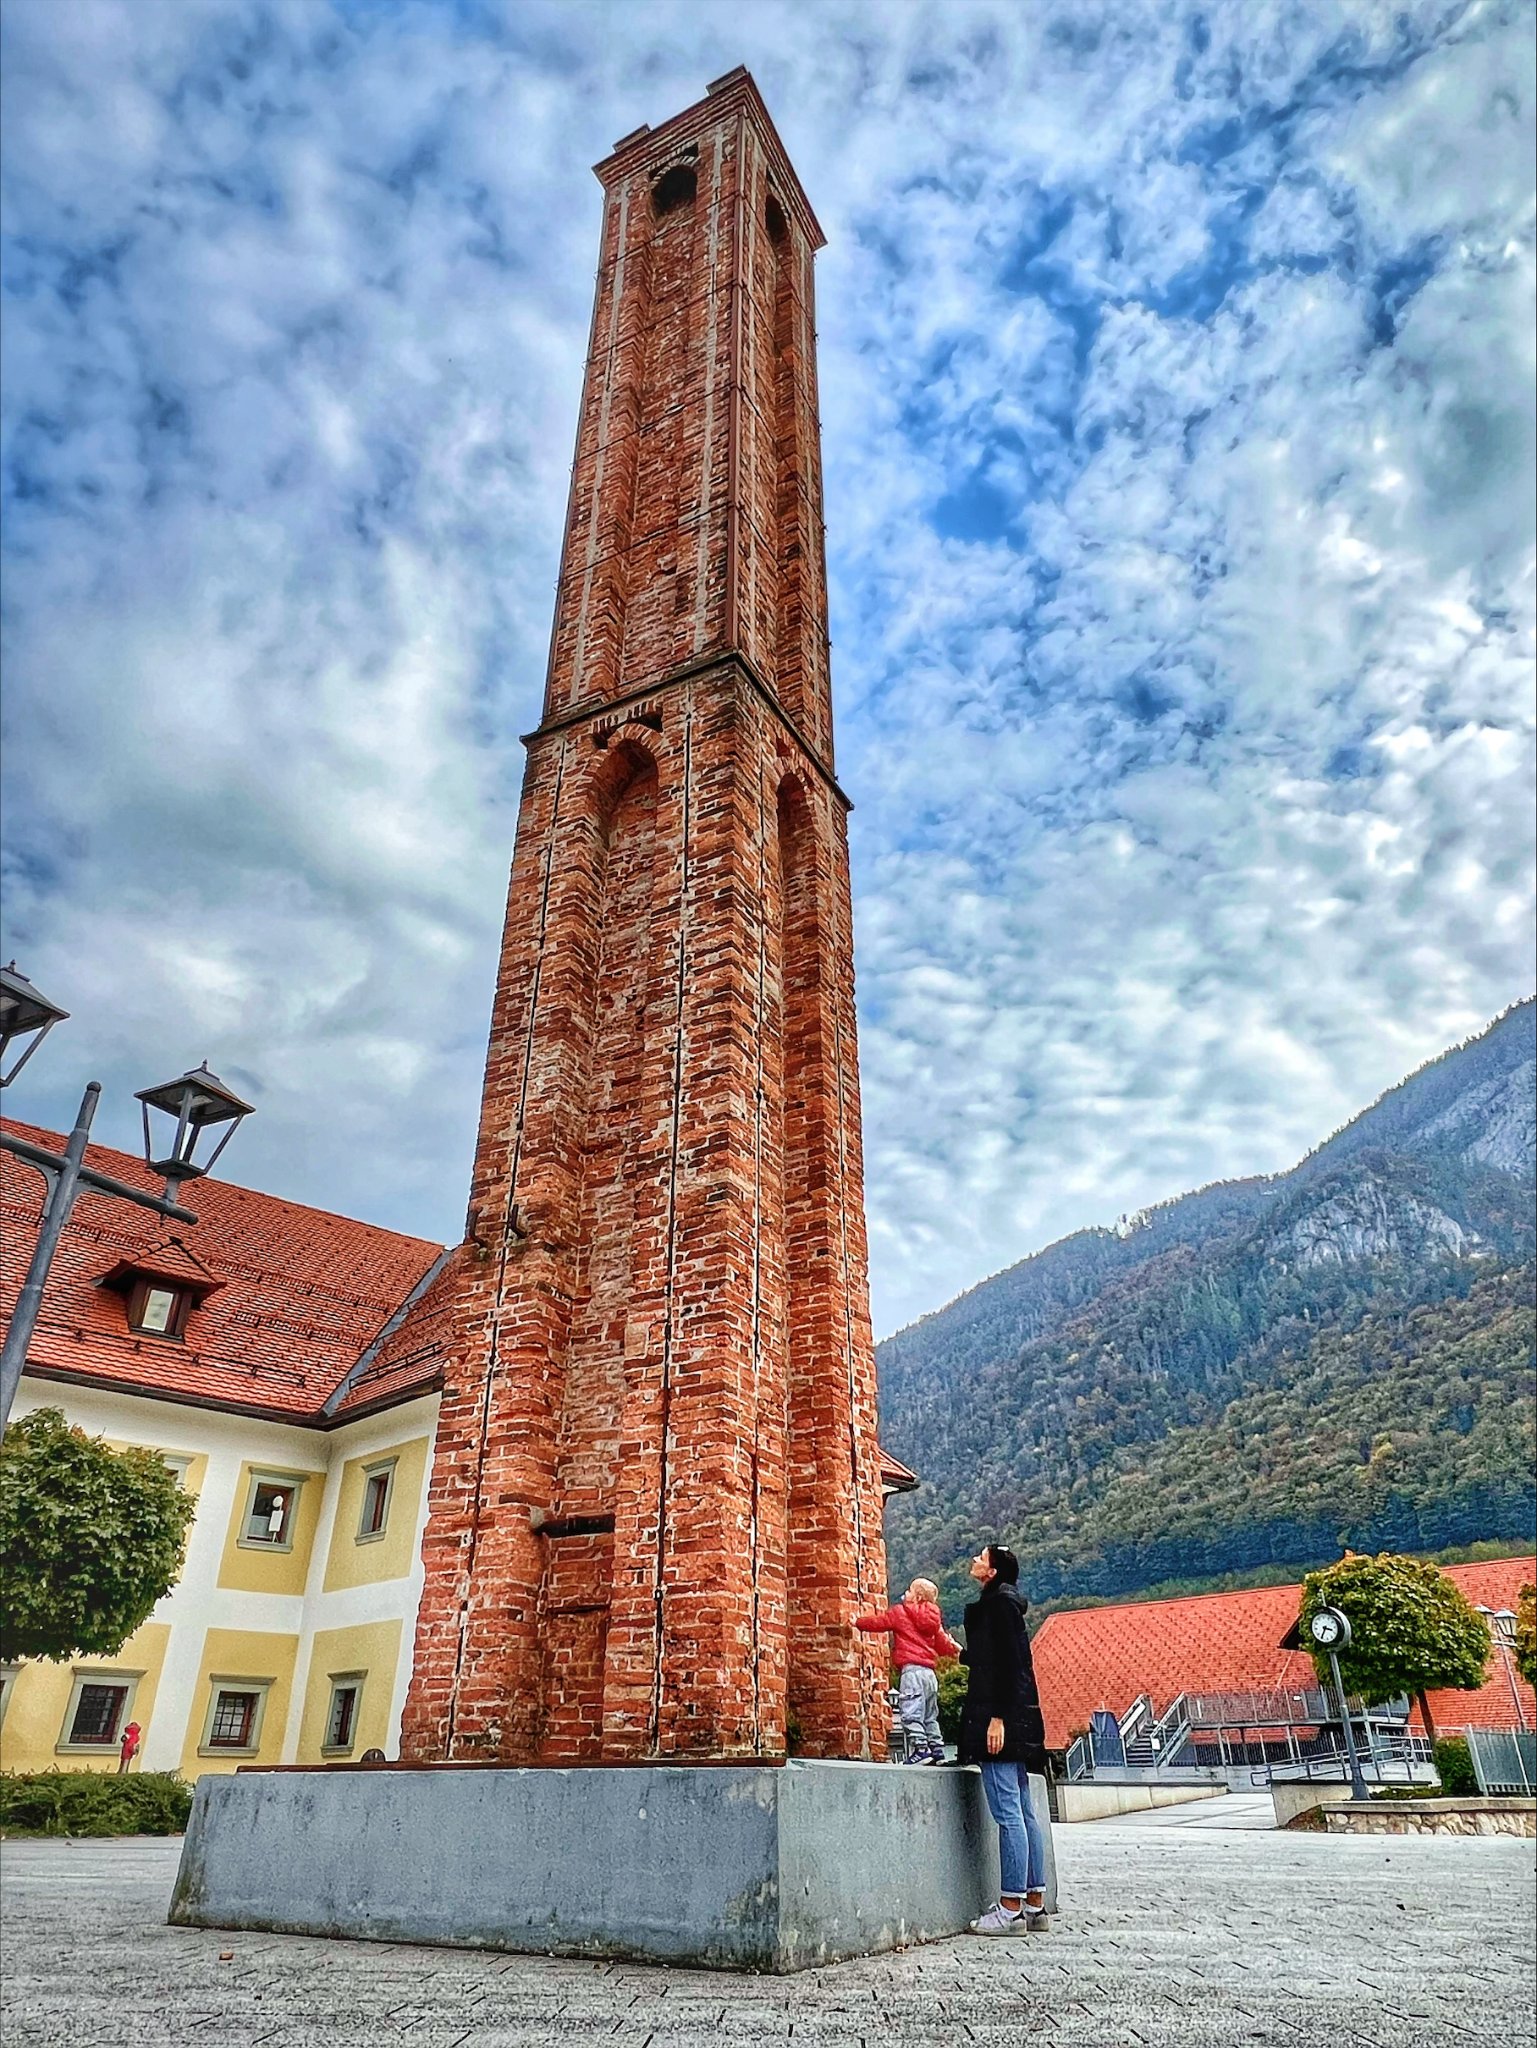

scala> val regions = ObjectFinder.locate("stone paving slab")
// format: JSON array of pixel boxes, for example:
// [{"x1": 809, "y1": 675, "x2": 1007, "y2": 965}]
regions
[{"x1": 2, "y1": 1815, "x2": 1533, "y2": 2047}]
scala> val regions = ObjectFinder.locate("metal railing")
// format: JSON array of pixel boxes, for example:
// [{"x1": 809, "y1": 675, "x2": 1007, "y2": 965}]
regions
[
  {"x1": 1068, "y1": 1687, "x2": 1429, "y2": 1786},
  {"x1": 1466, "y1": 1728, "x2": 1536, "y2": 1796},
  {"x1": 1070, "y1": 1706, "x2": 1537, "y2": 1795}
]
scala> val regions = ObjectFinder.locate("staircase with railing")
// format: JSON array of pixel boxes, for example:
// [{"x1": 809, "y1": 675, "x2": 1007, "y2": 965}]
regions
[{"x1": 1064, "y1": 1685, "x2": 1424, "y2": 1788}]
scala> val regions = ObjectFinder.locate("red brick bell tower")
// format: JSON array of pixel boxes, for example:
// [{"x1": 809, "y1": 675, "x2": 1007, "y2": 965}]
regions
[{"x1": 400, "y1": 69, "x2": 887, "y2": 1765}]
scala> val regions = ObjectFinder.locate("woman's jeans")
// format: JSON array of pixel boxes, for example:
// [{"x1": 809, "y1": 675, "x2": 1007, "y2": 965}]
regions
[{"x1": 979, "y1": 1760, "x2": 1047, "y2": 1898}]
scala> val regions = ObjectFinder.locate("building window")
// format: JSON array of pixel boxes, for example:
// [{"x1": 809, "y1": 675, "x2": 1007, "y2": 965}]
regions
[
  {"x1": 238, "y1": 1471, "x2": 305, "y2": 1550},
  {"x1": 161, "y1": 1452, "x2": 194, "y2": 1488},
  {"x1": 208, "y1": 1691, "x2": 258, "y2": 1747},
  {"x1": 323, "y1": 1674, "x2": 365, "y2": 1755},
  {"x1": 0, "y1": 1665, "x2": 19, "y2": 1729},
  {"x1": 126, "y1": 1280, "x2": 190, "y2": 1339},
  {"x1": 56, "y1": 1671, "x2": 140, "y2": 1754},
  {"x1": 199, "y1": 1678, "x2": 272, "y2": 1757},
  {"x1": 356, "y1": 1460, "x2": 396, "y2": 1542}
]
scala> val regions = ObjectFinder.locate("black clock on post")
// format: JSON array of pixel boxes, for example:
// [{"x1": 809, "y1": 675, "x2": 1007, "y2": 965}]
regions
[{"x1": 1309, "y1": 1606, "x2": 1367, "y2": 1798}]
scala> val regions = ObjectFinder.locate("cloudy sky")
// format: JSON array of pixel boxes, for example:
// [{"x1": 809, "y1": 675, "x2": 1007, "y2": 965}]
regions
[{"x1": 2, "y1": 0, "x2": 1532, "y2": 1337}]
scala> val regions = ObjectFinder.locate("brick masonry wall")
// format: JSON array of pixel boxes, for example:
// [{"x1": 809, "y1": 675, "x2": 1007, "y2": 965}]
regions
[{"x1": 400, "y1": 73, "x2": 887, "y2": 1765}]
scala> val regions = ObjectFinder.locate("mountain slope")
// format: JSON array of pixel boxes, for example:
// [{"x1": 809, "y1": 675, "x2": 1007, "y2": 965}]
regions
[{"x1": 878, "y1": 1000, "x2": 1537, "y2": 1612}]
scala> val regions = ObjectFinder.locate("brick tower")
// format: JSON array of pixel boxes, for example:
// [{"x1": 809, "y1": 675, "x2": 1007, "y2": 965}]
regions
[{"x1": 400, "y1": 69, "x2": 887, "y2": 1765}]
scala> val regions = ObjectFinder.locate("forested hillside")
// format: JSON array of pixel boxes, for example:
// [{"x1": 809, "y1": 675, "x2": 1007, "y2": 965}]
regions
[{"x1": 879, "y1": 1001, "x2": 1537, "y2": 1614}]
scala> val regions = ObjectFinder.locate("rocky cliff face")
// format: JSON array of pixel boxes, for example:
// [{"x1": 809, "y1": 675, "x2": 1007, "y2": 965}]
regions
[
  {"x1": 1274, "y1": 1178, "x2": 1482, "y2": 1269},
  {"x1": 1422, "y1": 1057, "x2": 1536, "y2": 1179}
]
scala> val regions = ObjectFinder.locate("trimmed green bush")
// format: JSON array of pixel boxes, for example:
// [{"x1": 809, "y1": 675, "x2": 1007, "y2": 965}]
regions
[
  {"x1": 0, "y1": 1769, "x2": 192, "y2": 1837},
  {"x1": 1431, "y1": 1736, "x2": 1478, "y2": 1796}
]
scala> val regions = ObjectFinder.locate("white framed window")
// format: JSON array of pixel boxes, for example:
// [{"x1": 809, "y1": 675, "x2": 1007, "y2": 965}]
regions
[
  {"x1": 0, "y1": 1664, "x2": 19, "y2": 1730},
  {"x1": 322, "y1": 1672, "x2": 366, "y2": 1755},
  {"x1": 56, "y1": 1670, "x2": 141, "y2": 1754},
  {"x1": 198, "y1": 1677, "x2": 274, "y2": 1757},
  {"x1": 125, "y1": 1279, "x2": 191, "y2": 1339},
  {"x1": 356, "y1": 1459, "x2": 397, "y2": 1542},
  {"x1": 238, "y1": 1470, "x2": 306, "y2": 1551},
  {"x1": 161, "y1": 1452, "x2": 194, "y2": 1487}
]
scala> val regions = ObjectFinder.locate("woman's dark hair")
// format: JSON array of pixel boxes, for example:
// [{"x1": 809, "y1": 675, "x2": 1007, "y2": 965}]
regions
[{"x1": 985, "y1": 1543, "x2": 1020, "y2": 1585}]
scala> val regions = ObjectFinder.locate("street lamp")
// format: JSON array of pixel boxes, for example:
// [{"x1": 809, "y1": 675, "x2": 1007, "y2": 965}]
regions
[
  {"x1": 0, "y1": 970, "x2": 254, "y2": 1425},
  {"x1": 137, "y1": 1063, "x2": 255, "y2": 1199},
  {"x1": 0, "y1": 963, "x2": 69, "y2": 1087},
  {"x1": 1476, "y1": 1606, "x2": 1529, "y2": 1733}
]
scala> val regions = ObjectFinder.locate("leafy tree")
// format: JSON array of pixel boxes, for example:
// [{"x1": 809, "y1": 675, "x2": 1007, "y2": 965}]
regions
[
  {"x1": 1299, "y1": 1552, "x2": 1491, "y2": 1742},
  {"x1": 1516, "y1": 1584, "x2": 1537, "y2": 1689},
  {"x1": 0, "y1": 1408, "x2": 195, "y2": 1664},
  {"x1": 935, "y1": 1657, "x2": 967, "y2": 1744}
]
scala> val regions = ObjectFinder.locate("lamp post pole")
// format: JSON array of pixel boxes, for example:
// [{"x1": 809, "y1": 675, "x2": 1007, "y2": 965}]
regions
[
  {"x1": 1477, "y1": 1609, "x2": 1529, "y2": 1734},
  {"x1": 1326, "y1": 1649, "x2": 1370, "y2": 1802},
  {"x1": 0, "y1": 1087, "x2": 198, "y2": 1427},
  {"x1": 1, "y1": 965, "x2": 253, "y2": 1430}
]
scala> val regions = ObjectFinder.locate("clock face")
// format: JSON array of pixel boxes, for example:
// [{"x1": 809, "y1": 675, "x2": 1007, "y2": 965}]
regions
[{"x1": 1309, "y1": 1609, "x2": 1343, "y2": 1648}]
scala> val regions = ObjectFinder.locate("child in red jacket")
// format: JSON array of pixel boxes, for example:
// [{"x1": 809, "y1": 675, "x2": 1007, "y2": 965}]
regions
[{"x1": 856, "y1": 1578, "x2": 961, "y2": 1762}]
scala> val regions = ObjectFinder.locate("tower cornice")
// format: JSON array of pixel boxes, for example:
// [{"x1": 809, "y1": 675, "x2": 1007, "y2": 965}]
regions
[
  {"x1": 592, "y1": 66, "x2": 826, "y2": 252},
  {"x1": 521, "y1": 650, "x2": 853, "y2": 813}
]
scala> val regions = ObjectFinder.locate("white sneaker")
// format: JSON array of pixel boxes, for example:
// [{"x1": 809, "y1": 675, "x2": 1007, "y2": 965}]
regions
[{"x1": 969, "y1": 1903, "x2": 1027, "y2": 1936}]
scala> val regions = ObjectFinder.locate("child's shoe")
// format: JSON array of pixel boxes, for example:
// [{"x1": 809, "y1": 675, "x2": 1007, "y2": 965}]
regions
[{"x1": 925, "y1": 1744, "x2": 947, "y2": 1764}]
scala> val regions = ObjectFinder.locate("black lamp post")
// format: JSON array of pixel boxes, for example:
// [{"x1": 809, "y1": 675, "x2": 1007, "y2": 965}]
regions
[
  {"x1": 136, "y1": 1063, "x2": 256, "y2": 1199},
  {"x1": 1477, "y1": 1605, "x2": 1529, "y2": 1733},
  {"x1": 0, "y1": 962, "x2": 69, "y2": 1087},
  {"x1": 0, "y1": 970, "x2": 254, "y2": 1425}
]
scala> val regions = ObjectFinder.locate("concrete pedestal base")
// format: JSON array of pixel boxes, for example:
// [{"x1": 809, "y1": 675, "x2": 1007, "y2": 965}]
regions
[{"x1": 169, "y1": 1759, "x2": 1056, "y2": 1973}]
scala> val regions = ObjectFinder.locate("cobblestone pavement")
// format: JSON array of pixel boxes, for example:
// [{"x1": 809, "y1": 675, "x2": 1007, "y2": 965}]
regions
[{"x1": 2, "y1": 1814, "x2": 1532, "y2": 2048}]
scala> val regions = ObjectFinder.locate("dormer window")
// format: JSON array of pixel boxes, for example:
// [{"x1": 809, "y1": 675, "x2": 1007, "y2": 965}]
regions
[
  {"x1": 128, "y1": 1281, "x2": 189, "y2": 1339},
  {"x1": 98, "y1": 1249, "x2": 223, "y2": 1342}
]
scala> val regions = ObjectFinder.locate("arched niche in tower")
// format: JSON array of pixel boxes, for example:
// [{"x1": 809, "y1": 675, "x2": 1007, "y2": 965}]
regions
[{"x1": 651, "y1": 161, "x2": 697, "y2": 217}]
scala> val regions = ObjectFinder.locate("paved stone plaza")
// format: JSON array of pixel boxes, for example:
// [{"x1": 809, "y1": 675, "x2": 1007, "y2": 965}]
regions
[{"x1": 2, "y1": 1800, "x2": 1532, "y2": 2047}]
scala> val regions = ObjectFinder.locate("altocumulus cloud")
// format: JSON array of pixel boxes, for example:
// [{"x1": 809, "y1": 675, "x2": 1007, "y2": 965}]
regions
[{"x1": 2, "y1": 0, "x2": 1532, "y2": 1335}]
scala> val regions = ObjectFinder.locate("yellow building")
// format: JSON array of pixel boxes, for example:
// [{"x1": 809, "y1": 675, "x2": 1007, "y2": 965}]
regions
[{"x1": 0, "y1": 1117, "x2": 452, "y2": 1779}]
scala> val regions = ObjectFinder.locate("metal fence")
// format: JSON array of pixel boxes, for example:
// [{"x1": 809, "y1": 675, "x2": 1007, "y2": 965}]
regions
[{"x1": 1466, "y1": 1727, "x2": 1536, "y2": 1796}]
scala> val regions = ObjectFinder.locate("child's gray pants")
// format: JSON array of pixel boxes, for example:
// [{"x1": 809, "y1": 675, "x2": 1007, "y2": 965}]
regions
[{"x1": 897, "y1": 1665, "x2": 942, "y2": 1750}]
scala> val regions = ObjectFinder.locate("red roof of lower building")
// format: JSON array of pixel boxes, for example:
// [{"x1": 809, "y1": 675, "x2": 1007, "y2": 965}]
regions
[
  {"x1": 1031, "y1": 1558, "x2": 1536, "y2": 1746},
  {"x1": 1, "y1": 1120, "x2": 444, "y2": 1424}
]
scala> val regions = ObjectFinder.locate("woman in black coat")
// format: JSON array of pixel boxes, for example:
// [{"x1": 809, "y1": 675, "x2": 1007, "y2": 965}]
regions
[{"x1": 959, "y1": 1543, "x2": 1052, "y2": 1934}]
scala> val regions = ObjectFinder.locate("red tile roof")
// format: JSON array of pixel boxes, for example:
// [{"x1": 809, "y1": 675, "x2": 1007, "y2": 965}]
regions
[
  {"x1": 1, "y1": 1120, "x2": 443, "y2": 1425},
  {"x1": 1031, "y1": 1558, "x2": 1537, "y2": 1745},
  {"x1": 4, "y1": 1121, "x2": 925, "y2": 1488},
  {"x1": 324, "y1": 1247, "x2": 461, "y2": 1421}
]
